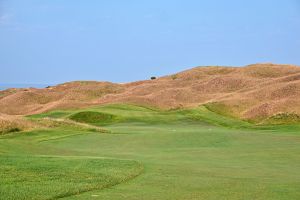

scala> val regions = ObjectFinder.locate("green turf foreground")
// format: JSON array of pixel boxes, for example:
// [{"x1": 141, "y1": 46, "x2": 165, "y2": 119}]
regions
[
  {"x1": 0, "y1": 155, "x2": 142, "y2": 200},
  {"x1": 1, "y1": 104, "x2": 300, "y2": 199}
]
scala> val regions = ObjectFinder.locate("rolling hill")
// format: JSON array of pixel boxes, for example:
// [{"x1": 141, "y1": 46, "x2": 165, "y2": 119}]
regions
[
  {"x1": 1, "y1": 63, "x2": 300, "y2": 123},
  {"x1": 1, "y1": 64, "x2": 300, "y2": 199}
]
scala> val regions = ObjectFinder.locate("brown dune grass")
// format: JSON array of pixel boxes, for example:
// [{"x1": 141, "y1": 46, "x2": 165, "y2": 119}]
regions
[
  {"x1": 1, "y1": 63, "x2": 300, "y2": 123},
  {"x1": 0, "y1": 114, "x2": 38, "y2": 134}
]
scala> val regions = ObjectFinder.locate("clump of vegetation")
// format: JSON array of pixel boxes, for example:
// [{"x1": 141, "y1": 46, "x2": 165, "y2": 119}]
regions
[
  {"x1": 150, "y1": 76, "x2": 156, "y2": 80},
  {"x1": 69, "y1": 111, "x2": 117, "y2": 125},
  {"x1": 0, "y1": 117, "x2": 31, "y2": 135},
  {"x1": 6, "y1": 127, "x2": 21, "y2": 133},
  {"x1": 265, "y1": 112, "x2": 300, "y2": 124},
  {"x1": 0, "y1": 126, "x2": 22, "y2": 134},
  {"x1": 171, "y1": 74, "x2": 178, "y2": 80}
]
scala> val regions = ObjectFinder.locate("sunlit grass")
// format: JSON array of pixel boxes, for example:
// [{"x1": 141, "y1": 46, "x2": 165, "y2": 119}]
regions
[
  {"x1": 1, "y1": 104, "x2": 300, "y2": 199},
  {"x1": 0, "y1": 155, "x2": 142, "y2": 200}
]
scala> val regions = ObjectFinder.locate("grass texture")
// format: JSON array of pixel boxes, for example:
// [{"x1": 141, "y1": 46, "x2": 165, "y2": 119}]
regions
[{"x1": 1, "y1": 104, "x2": 300, "y2": 199}]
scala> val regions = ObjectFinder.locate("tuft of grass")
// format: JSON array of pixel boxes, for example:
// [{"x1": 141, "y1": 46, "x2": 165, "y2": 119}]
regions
[
  {"x1": 0, "y1": 127, "x2": 22, "y2": 135},
  {"x1": 6, "y1": 127, "x2": 21, "y2": 133},
  {"x1": 263, "y1": 112, "x2": 300, "y2": 125},
  {"x1": 0, "y1": 118, "x2": 34, "y2": 135}
]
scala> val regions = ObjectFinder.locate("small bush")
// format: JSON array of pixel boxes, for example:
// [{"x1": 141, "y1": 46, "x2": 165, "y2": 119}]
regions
[
  {"x1": 150, "y1": 76, "x2": 156, "y2": 80},
  {"x1": 171, "y1": 74, "x2": 178, "y2": 80},
  {"x1": 7, "y1": 127, "x2": 21, "y2": 133},
  {"x1": 0, "y1": 126, "x2": 22, "y2": 135}
]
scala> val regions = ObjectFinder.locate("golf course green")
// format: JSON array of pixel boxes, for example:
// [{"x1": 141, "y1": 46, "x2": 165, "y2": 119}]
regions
[{"x1": 1, "y1": 104, "x2": 300, "y2": 199}]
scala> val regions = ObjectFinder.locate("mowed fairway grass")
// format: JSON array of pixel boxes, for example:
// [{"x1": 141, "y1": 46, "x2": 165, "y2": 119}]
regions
[{"x1": 1, "y1": 104, "x2": 300, "y2": 199}]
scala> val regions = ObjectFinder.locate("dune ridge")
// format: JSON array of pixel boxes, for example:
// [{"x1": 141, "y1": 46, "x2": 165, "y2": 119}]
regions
[{"x1": 1, "y1": 63, "x2": 300, "y2": 123}]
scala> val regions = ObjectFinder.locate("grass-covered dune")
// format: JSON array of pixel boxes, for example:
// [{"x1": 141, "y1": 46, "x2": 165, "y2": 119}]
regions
[{"x1": 1, "y1": 104, "x2": 300, "y2": 199}]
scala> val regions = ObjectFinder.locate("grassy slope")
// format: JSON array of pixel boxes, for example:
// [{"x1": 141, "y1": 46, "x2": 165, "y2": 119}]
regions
[{"x1": 1, "y1": 104, "x2": 300, "y2": 199}]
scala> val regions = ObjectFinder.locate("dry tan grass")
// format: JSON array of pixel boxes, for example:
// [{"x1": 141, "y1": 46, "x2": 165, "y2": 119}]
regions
[
  {"x1": 33, "y1": 118, "x2": 109, "y2": 133},
  {"x1": 0, "y1": 114, "x2": 38, "y2": 134},
  {"x1": 1, "y1": 63, "x2": 300, "y2": 122},
  {"x1": 0, "y1": 81, "x2": 123, "y2": 115}
]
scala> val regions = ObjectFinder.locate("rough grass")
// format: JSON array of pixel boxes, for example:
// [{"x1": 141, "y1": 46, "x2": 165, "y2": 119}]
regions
[
  {"x1": 32, "y1": 118, "x2": 109, "y2": 133},
  {"x1": 263, "y1": 112, "x2": 300, "y2": 125},
  {"x1": 0, "y1": 121, "x2": 21, "y2": 134},
  {"x1": 0, "y1": 116, "x2": 37, "y2": 135},
  {"x1": 0, "y1": 126, "x2": 21, "y2": 134}
]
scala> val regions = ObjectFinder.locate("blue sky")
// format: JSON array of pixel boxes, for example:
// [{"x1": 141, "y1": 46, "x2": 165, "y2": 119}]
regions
[{"x1": 0, "y1": 0, "x2": 300, "y2": 84}]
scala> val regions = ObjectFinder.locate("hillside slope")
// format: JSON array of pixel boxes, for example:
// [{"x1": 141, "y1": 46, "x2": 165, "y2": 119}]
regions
[{"x1": 1, "y1": 63, "x2": 300, "y2": 123}]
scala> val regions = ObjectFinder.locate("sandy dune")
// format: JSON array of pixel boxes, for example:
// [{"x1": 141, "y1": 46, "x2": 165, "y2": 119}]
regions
[{"x1": 1, "y1": 63, "x2": 300, "y2": 122}]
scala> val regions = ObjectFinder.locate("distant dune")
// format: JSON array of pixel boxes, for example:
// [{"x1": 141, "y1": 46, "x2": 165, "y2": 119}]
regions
[
  {"x1": 0, "y1": 84, "x2": 49, "y2": 91},
  {"x1": 1, "y1": 63, "x2": 300, "y2": 123}
]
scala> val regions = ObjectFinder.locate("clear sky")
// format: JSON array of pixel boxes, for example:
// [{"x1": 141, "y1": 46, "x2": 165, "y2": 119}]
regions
[{"x1": 0, "y1": 0, "x2": 300, "y2": 84}]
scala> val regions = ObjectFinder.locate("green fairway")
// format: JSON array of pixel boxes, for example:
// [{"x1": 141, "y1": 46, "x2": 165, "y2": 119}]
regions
[
  {"x1": 0, "y1": 156, "x2": 142, "y2": 200},
  {"x1": 1, "y1": 104, "x2": 300, "y2": 199}
]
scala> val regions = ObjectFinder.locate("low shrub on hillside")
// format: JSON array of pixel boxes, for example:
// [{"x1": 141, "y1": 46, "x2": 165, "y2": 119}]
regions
[
  {"x1": 171, "y1": 74, "x2": 178, "y2": 80},
  {"x1": 265, "y1": 112, "x2": 300, "y2": 124},
  {"x1": 0, "y1": 121, "x2": 22, "y2": 134},
  {"x1": 0, "y1": 115, "x2": 39, "y2": 135}
]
